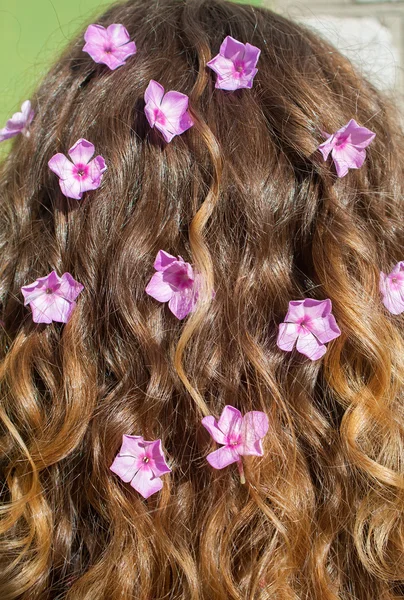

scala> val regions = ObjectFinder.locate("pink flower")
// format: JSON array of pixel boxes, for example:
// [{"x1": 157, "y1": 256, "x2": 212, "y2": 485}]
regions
[
  {"x1": 380, "y1": 262, "x2": 404, "y2": 314},
  {"x1": 318, "y1": 119, "x2": 375, "y2": 178},
  {"x1": 0, "y1": 100, "x2": 34, "y2": 142},
  {"x1": 145, "y1": 250, "x2": 201, "y2": 320},
  {"x1": 144, "y1": 80, "x2": 194, "y2": 143},
  {"x1": 277, "y1": 298, "x2": 341, "y2": 361},
  {"x1": 110, "y1": 435, "x2": 171, "y2": 499},
  {"x1": 202, "y1": 405, "x2": 269, "y2": 482},
  {"x1": 48, "y1": 138, "x2": 107, "y2": 200},
  {"x1": 83, "y1": 24, "x2": 136, "y2": 70},
  {"x1": 206, "y1": 36, "x2": 260, "y2": 91},
  {"x1": 21, "y1": 271, "x2": 84, "y2": 324}
]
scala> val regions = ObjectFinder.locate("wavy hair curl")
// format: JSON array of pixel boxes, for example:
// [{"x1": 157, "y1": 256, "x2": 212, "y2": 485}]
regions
[{"x1": 0, "y1": 0, "x2": 404, "y2": 598}]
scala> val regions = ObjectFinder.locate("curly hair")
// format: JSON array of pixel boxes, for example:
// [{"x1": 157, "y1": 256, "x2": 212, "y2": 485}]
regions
[{"x1": 0, "y1": 0, "x2": 404, "y2": 598}]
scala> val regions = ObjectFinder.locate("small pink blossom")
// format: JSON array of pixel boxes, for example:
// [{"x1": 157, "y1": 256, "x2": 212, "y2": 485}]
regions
[
  {"x1": 145, "y1": 250, "x2": 201, "y2": 320},
  {"x1": 48, "y1": 138, "x2": 107, "y2": 200},
  {"x1": 110, "y1": 435, "x2": 171, "y2": 499},
  {"x1": 83, "y1": 24, "x2": 136, "y2": 70},
  {"x1": 277, "y1": 298, "x2": 341, "y2": 361},
  {"x1": 0, "y1": 100, "x2": 34, "y2": 142},
  {"x1": 202, "y1": 405, "x2": 269, "y2": 482},
  {"x1": 380, "y1": 262, "x2": 404, "y2": 314},
  {"x1": 21, "y1": 271, "x2": 84, "y2": 324},
  {"x1": 206, "y1": 36, "x2": 260, "y2": 91},
  {"x1": 318, "y1": 119, "x2": 375, "y2": 178},
  {"x1": 144, "y1": 80, "x2": 194, "y2": 143}
]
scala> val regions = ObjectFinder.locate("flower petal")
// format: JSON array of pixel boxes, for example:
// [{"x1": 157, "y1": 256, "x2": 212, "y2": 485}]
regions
[
  {"x1": 283, "y1": 300, "x2": 305, "y2": 323},
  {"x1": 309, "y1": 314, "x2": 341, "y2": 344},
  {"x1": 219, "y1": 36, "x2": 246, "y2": 62},
  {"x1": 243, "y1": 43, "x2": 261, "y2": 69},
  {"x1": 168, "y1": 289, "x2": 195, "y2": 319},
  {"x1": 332, "y1": 145, "x2": 366, "y2": 177},
  {"x1": 242, "y1": 411, "x2": 269, "y2": 441},
  {"x1": 145, "y1": 271, "x2": 174, "y2": 303},
  {"x1": 21, "y1": 100, "x2": 32, "y2": 120},
  {"x1": 201, "y1": 415, "x2": 227, "y2": 445},
  {"x1": 119, "y1": 434, "x2": 144, "y2": 458},
  {"x1": 153, "y1": 250, "x2": 178, "y2": 272},
  {"x1": 391, "y1": 261, "x2": 404, "y2": 276},
  {"x1": 106, "y1": 23, "x2": 131, "y2": 46},
  {"x1": 343, "y1": 119, "x2": 376, "y2": 148},
  {"x1": 240, "y1": 411, "x2": 269, "y2": 456},
  {"x1": 30, "y1": 295, "x2": 73, "y2": 324},
  {"x1": 130, "y1": 465, "x2": 163, "y2": 498},
  {"x1": 318, "y1": 135, "x2": 335, "y2": 161},
  {"x1": 295, "y1": 329, "x2": 327, "y2": 360},
  {"x1": 68, "y1": 138, "x2": 95, "y2": 165},
  {"x1": 48, "y1": 153, "x2": 74, "y2": 180},
  {"x1": 381, "y1": 286, "x2": 404, "y2": 315},
  {"x1": 58, "y1": 272, "x2": 84, "y2": 302},
  {"x1": 21, "y1": 271, "x2": 61, "y2": 305},
  {"x1": 84, "y1": 157, "x2": 107, "y2": 191},
  {"x1": 145, "y1": 80, "x2": 165, "y2": 110},
  {"x1": 98, "y1": 47, "x2": 136, "y2": 70},
  {"x1": 59, "y1": 177, "x2": 85, "y2": 200},
  {"x1": 276, "y1": 322, "x2": 299, "y2": 352},
  {"x1": 160, "y1": 91, "x2": 190, "y2": 124},
  {"x1": 146, "y1": 439, "x2": 172, "y2": 477},
  {"x1": 301, "y1": 298, "x2": 331, "y2": 320},
  {"x1": 217, "y1": 405, "x2": 243, "y2": 438},
  {"x1": 84, "y1": 24, "x2": 109, "y2": 48},
  {"x1": 0, "y1": 128, "x2": 19, "y2": 142},
  {"x1": 110, "y1": 453, "x2": 139, "y2": 483},
  {"x1": 206, "y1": 445, "x2": 240, "y2": 469}
]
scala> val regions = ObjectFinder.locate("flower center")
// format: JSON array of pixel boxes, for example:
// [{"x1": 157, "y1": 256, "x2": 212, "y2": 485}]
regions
[
  {"x1": 227, "y1": 434, "x2": 240, "y2": 447},
  {"x1": 163, "y1": 264, "x2": 194, "y2": 292},
  {"x1": 45, "y1": 287, "x2": 53, "y2": 295},
  {"x1": 335, "y1": 135, "x2": 349, "y2": 149},
  {"x1": 73, "y1": 163, "x2": 89, "y2": 180},
  {"x1": 234, "y1": 62, "x2": 245, "y2": 75},
  {"x1": 392, "y1": 277, "x2": 398, "y2": 284},
  {"x1": 104, "y1": 45, "x2": 113, "y2": 54},
  {"x1": 143, "y1": 456, "x2": 149, "y2": 463}
]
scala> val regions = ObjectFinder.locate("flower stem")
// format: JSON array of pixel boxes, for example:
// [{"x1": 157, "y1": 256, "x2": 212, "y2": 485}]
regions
[{"x1": 237, "y1": 459, "x2": 246, "y2": 484}]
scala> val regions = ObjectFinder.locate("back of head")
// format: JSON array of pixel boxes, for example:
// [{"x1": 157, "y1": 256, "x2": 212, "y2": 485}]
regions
[{"x1": 1, "y1": 0, "x2": 404, "y2": 598}]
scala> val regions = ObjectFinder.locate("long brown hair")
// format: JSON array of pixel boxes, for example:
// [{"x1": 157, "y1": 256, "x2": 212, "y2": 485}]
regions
[{"x1": 0, "y1": 0, "x2": 404, "y2": 598}]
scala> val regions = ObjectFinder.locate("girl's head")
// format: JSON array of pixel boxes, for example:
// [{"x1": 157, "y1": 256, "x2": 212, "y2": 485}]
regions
[{"x1": 1, "y1": 0, "x2": 404, "y2": 598}]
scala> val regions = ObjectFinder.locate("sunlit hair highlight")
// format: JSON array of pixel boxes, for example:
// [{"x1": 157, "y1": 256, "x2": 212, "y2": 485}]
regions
[{"x1": 0, "y1": 0, "x2": 404, "y2": 598}]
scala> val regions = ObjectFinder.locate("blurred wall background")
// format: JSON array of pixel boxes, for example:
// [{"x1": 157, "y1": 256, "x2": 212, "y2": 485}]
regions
[{"x1": 272, "y1": 0, "x2": 404, "y2": 101}]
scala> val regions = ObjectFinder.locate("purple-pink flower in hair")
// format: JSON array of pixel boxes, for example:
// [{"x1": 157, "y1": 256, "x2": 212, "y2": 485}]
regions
[
  {"x1": 110, "y1": 435, "x2": 171, "y2": 499},
  {"x1": 0, "y1": 100, "x2": 34, "y2": 142},
  {"x1": 48, "y1": 138, "x2": 107, "y2": 200},
  {"x1": 202, "y1": 405, "x2": 269, "y2": 483},
  {"x1": 21, "y1": 271, "x2": 84, "y2": 324},
  {"x1": 277, "y1": 298, "x2": 341, "y2": 361},
  {"x1": 144, "y1": 80, "x2": 194, "y2": 143},
  {"x1": 380, "y1": 262, "x2": 404, "y2": 315},
  {"x1": 206, "y1": 36, "x2": 260, "y2": 91},
  {"x1": 145, "y1": 250, "x2": 202, "y2": 320},
  {"x1": 318, "y1": 119, "x2": 375, "y2": 178},
  {"x1": 83, "y1": 24, "x2": 136, "y2": 70}
]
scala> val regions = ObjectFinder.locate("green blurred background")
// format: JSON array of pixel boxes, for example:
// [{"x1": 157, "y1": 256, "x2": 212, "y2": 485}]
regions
[{"x1": 0, "y1": 0, "x2": 262, "y2": 158}]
